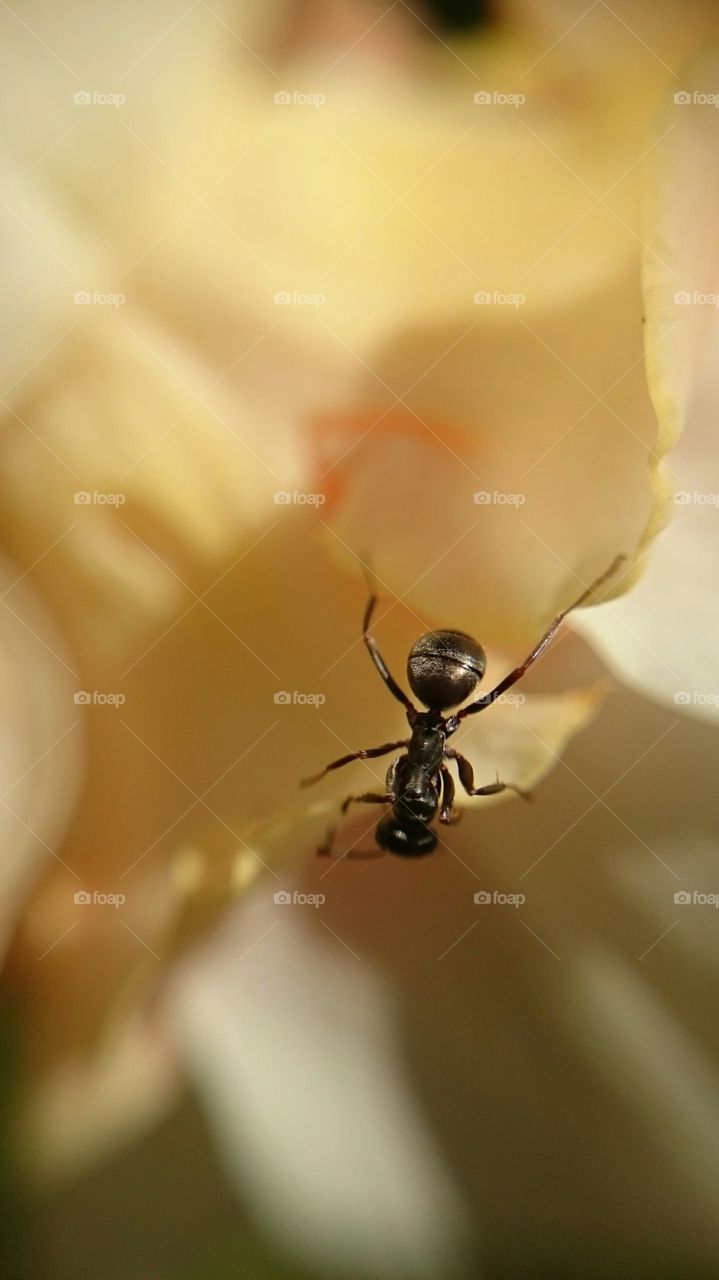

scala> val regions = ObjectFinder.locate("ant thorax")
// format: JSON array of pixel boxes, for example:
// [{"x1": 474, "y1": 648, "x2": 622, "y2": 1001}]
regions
[{"x1": 408, "y1": 716, "x2": 446, "y2": 772}]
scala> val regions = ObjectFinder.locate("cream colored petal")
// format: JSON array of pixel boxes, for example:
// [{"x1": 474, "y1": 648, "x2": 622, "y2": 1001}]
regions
[
  {"x1": 0, "y1": 3, "x2": 318, "y2": 663},
  {"x1": 578, "y1": 51, "x2": 719, "y2": 721},
  {"x1": 0, "y1": 1, "x2": 230, "y2": 230},
  {"x1": 164, "y1": 11, "x2": 671, "y2": 649},
  {"x1": 0, "y1": 1, "x2": 235, "y2": 389},
  {"x1": 148, "y1": 34, "x2": 644, "y2": 358},
  {"x1": 450, "y1": 682, "x2": 607, "y2": 804},
  {"x1": 9, "y1": 796, "x2": 339, "y2": 1179},
  {"x1": 17, "y1": 1015, "x2": 180, "y2": 1183},
  {"x1": 173, "y1": 683, "x2": 719, "y2": 1274},
  {"x1": 166, "y1": 893, "x2": 471, "y2": 1279},
  {"x1": 315, "y1": 267, "x2": 654, "y2": 645},
  {"x1": 8, "y1": 669, "x2": 604, "y2": 1176},
  {"x1": 508, "y1": 0, "x2": 718, "y2": 97},
  {"x1": 0, "y1": 555, "x2": 82, "y2": 957},
  {"x1": 12, "y1": 669, "x2": 603, "y2": 1093},
  {"x1": 0, "y1": 161, "x2": 99, "y2": 393},
  {"x1": 0, "y1": 312, "x2": 286, "y2": 660},
  {"x1": 0, "y1": 0, "x2": 667, "y2": 665},
  {"x1": 5, "y1": 523, "x2": 414, "y2": 1161}
]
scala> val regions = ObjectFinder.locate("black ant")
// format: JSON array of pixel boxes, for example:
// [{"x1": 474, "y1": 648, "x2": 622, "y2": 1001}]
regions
[{"x1": 301, "y1": 556, "x2": 624, "y2": 858}]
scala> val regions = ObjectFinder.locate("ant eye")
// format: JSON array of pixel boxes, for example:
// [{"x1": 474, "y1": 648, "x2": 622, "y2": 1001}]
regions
[{"x1": 407, "y1": 630, "x2": 486, "y2": 711}]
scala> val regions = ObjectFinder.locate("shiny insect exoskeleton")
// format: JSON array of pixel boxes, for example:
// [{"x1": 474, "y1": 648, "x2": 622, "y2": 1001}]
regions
[{"x1": 302, "y1": 557, "x2": 624, "y2": 858}]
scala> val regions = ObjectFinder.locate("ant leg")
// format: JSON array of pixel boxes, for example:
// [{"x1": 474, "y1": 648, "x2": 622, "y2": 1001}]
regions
[
  {"x1": 446, "y1": 749, "x2": 532, "y2": 802},
  {"x1": 448, "y1": 554, "x2": 626, "y2": 727},
  {"x1": 341, "y1": 791, "x2": 394, "y2": 815},
  {"x1": 362, "y1": 570, "x2": 417, "y2": 716},
  {"x1": 300, "y1": 740, "x2": 407, "y2": 788},
  {"x1": 316, "y1": 819, "x2": 386, "y2": 861},
  {"x1": 316, "y1": 823, "x2": 339, "y2": 858},
  {"x1": 438, "y1": 766, "x2": 461, "y2": 825},
  {"x1": 316, "y1": 758, "x2": 403, "y2": 859},
  {"x1": 315, "y1": 792, "x2": 393, "y2": 859}
]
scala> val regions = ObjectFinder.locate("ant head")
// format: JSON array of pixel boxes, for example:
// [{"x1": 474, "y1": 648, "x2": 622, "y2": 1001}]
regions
[{"x1": 407, "y1": 629, "x2": 486, "y2": 711}]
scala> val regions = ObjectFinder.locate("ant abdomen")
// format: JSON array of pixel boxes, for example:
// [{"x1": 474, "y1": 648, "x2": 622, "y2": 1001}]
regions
[{"x1": 375, "y1": 816, "x2": 437, "y2": 857}]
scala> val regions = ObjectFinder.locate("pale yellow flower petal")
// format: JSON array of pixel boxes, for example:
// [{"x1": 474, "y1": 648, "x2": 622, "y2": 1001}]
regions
[
  {"x1": 159, "y1": 24, "x2": 645, "y2": 355},
  {"x1": 314, "y1": 282, "x2": 654, "y2": 644},
  {"x1": 577, "y1": 50, "x2": 719, "y2": 721},
  {"x1": 451, "y1": 683, "x2": 607, "y2": 805},
  {"x1": 17, "y1": 1015, "x2": 180, "y2": 1183},
  {"x1": 167, "y1": 891, "x2": 470, "y2": 1278},
  {"x1": 0, "y1": 313, "x2": 280, "y2": 659},
  {"x1": 0, "y1": 558, "x2": 82, "y2": 956}
]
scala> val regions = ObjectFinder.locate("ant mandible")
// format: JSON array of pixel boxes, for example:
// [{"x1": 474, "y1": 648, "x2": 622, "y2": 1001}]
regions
[{"x1": 301, "y1": 556, "x2": 624, "y2": 858}]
